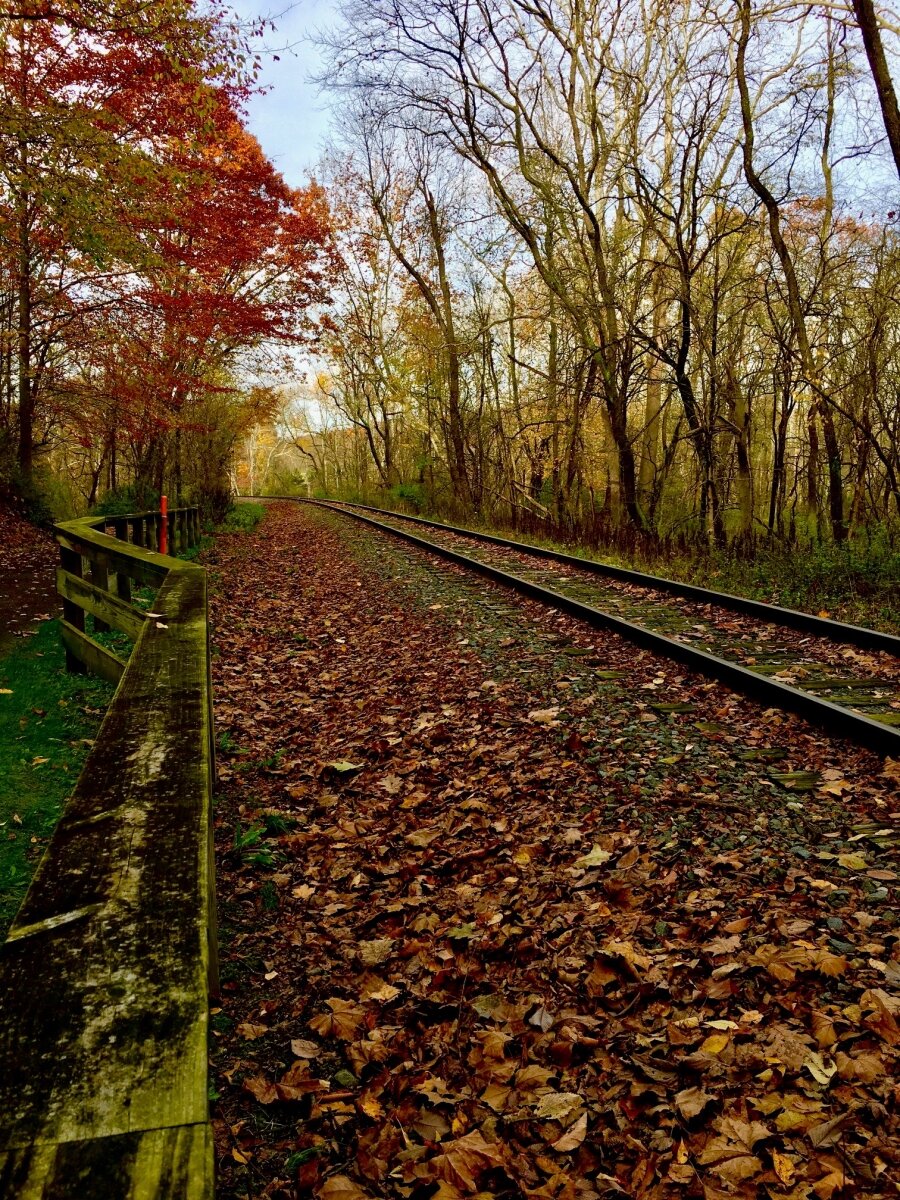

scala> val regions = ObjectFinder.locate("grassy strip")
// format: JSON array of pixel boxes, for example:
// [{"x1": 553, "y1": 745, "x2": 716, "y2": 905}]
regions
[
  {"x1": 178, "y1": 502, "x2": 267, "y2": 566},
  {"x1": 220, "y1": 501, "x2": 267, "y2": 534},
  {"x1": 0, "y1": 620, "x2": 113, "y2": 936}
]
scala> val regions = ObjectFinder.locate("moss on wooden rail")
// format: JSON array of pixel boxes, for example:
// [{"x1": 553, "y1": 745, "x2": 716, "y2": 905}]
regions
[{"x1": 0, "y1": 509, "x2": 217, "y2": 1198}]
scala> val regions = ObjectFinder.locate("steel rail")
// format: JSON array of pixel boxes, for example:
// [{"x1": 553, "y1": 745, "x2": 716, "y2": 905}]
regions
[
  {"x1": 272, "y1": 496, "x2": 900, "y2": 757},
  {"x1": 321, "y1": 500, "x2": 900, "y2": 658}
]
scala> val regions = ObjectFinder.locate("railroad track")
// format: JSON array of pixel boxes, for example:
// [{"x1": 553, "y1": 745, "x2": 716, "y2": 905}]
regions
[{"x1": 255, "y1": 497, "x2": 900, "y2": 756}]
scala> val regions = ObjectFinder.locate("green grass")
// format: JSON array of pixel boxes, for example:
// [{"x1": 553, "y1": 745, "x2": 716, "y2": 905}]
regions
[
  {"x1": 177, "y1": 502, "x2": 266, "y2": 564},
  {"x1": 0, "y1": 620, "x2": 113, "y2": 935},
  {"x1": 219, "y1": 502, "x2": 266, "y2": 534}
]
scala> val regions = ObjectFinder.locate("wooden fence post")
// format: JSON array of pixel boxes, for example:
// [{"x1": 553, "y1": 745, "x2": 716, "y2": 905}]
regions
[
  {"x1": 59, "y1": 546, "x2": 87, "y2": 674},
  {"x1": 113, "y1": 519, "x2": 132, "y2": 603},
  {"x1": 89, "y1": 559, "x2": 111, "y2": 634}
]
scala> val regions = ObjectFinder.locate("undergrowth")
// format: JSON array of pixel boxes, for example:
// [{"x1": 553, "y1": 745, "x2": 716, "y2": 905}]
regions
[
  {"x1": 336, "y1": 499, "x2": 900, "y2": 634},
  {"x1": 0, "y1": 621, "x2": 113, "y2": 935},
  {"x1": 219, "y1": 502, "x2": 266, "y2": 534}
]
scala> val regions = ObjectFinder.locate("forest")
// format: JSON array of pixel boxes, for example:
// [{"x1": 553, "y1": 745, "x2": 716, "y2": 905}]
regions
[
  {"x1": 239, "y1": 0, "x2": 900, "y2": 565},
  {"x1": 2, "y1": 0, "x2": 900, "y2": 559},
  {"x1": 2, "y1": 4, "x2": 900, "y2": 1197},
  {"x1": 0, "y1": 0, "x2": 336, "y2": 521}
]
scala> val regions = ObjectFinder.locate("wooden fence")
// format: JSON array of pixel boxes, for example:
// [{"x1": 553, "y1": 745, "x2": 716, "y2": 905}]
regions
[{"x1": 0, "y1": 506, "x2": 217, "y2": 1197}]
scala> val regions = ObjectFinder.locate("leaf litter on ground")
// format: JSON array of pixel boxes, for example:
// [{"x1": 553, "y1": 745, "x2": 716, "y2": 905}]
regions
[{"x1": 206, "y1": 502, "x2": 898, "y2": 1200}]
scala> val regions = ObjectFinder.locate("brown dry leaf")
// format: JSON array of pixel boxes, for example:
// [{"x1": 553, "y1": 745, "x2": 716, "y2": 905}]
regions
[
  {"x1": 804, "y1": 1052, "x2": 837, "y2": 1085},
  {"x1": 698, "y1": 1116, "x2": 769, "y2": 1180},
  {"x1": 811, "y1": 1011, "x2": 837, "y2": 1048},
  {"x1": 551, "y1": 1112, "x2": 588, "y2": 1152},
  {"x1": 358, "y1": 938, "x2": 394, "y2": 966},
  {"x1": 701, "y1": 934, "x2": 742, "y2": 956},
  {"x1": 860, "y1": 987, "x2": 900, "y2": 1045},
  {"x1": 751, "y1": 943, "x2": 810, "y2": 983},
  {"x1": 357, "y1": 1091, "x2": 385, "y2": 1120},
  {"x1": 423, "y1": 1130, "x2": 506, "y2": 1191},
  {"x1": 363, "y1": 979, "x2": 401, "y2": 1003},
  {"x1": 772, "y1": 1150, "x2": 796, "y2": 1187},
  {"x1": 276, "y1": 1080, "x2": 324, "y2": 1101},
  {"x1": 242, "y1": 1075, "x2": 277, "y2": 1105},
  {"x1": 318, "y1": 1174, "x2": 374, "y2": 1200},
  {"x1": 528, "y1": 707, "x2": 560, "y2": 725},
  {"x1": 291, "y1": 1038, "x2": 321, "y2": 1058},
  {"x1": 236, "y1": 1022, "x2": 269, "y2": 1041},
  {"x1": 480, "y1": 1082, "x2": 511, "y2": 1113},
  {"x1": 833, "y1": 1050, "x2": 884, "y2": 1082},
  {"x1": 674, "y1": 1086, "x2": 712, "y2": 1120},
  {"x1": 812, "y1": 1163, "x2": 850, "y2": 1199},
  {"x1": 808, "y1": 1113, "x2": 847, "y2": 1149},
  {"x1": 813, "y1": 950, "x2": 848, "y2": 977},
  {"x1": 309, "y1": 998, "x2": 366, "y2": 1040},
  {"x1": 414, "y1": 1109, "x2": 451, "y2": 1142},
  {"x1": 533, "y1": 1092, "x2": 583, "y2": 1122},
  {"x1": 701, "y1": 1149, "x2": 762, "y2": 1186}
]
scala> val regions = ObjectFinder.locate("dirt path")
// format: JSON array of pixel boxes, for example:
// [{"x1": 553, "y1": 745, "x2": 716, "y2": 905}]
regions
[
  {"x1": 0, "y1": 505, "x2": 57, "y2": 653},
  {"x1": 207, "y1": 502, "x2": 898, "y2": 1200}
]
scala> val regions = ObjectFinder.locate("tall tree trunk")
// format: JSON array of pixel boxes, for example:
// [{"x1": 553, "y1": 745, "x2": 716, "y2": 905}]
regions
[
  {"x1": 726, "y1": 366, "x2": 753, "y2": 542},
  {"x1": 638, "y1": 342, "x2": 663, "y2": 518},
  {"x1": 736, "y1": 0, "x2": 845, "y2": 540},
  {"x1": 425, "y1": 189, "x2": 471, "y2": 511},
  {"x1": 851, "y1": 0, "x2": 900, "y2": 181},
  {"x1": 16, "y1": 154, "x2": 32, "y2": 481}
]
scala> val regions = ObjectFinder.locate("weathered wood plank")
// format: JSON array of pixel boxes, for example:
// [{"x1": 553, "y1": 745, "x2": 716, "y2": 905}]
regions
[
  {"x1": 0, "y1": 1122, "x2": 213, "y2": 1199},
  {"x1": 54, "y1": 531, "x2": 169, "y2": 587},
  {"x1": 59, "y1": 548, "x2": 87, "y2": 675},
  {"x1": 57, "y1": 570, "x2": 146, "y2": 641},
  {"x1": 59, "y1": 621, "x2": 126, "y2": 684},
  {"x1": 0, "y1": 567, "x2": 214, "y2": 1162}
]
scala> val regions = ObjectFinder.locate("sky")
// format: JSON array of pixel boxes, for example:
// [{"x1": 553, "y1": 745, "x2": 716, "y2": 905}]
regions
[{"x1": 228, "y1": 0, "x2": 339, "y2": 188}]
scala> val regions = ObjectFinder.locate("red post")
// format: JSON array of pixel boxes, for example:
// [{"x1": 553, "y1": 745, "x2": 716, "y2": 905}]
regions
[{"x1": 160, "y1": 494, "x2": 168, "y2": 556}]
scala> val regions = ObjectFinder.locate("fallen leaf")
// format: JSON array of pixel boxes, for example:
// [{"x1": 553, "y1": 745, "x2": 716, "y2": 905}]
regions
[
  {"x1": 772, "y1": 1150, "x2": 796, "y2": 1186},
  {"x1": 533, "y1": 1092, "x2": 584, "y2": 1122},
  {"x1": 309, "y1": 999, "x2": 366, "y2": 1041},
  {"x1": 318, "y1": 1174, "x2": 374, "y2": 1200},
  {"x1": 804, "y1": 1052, "x2": 837, "y2": 1086},
  {"x1": 700, "y1": 1032, "x2": 730, "y2": 1055},
  {"x1": 358, "y1": 938, "x2": 394, "y2": 966},
  {"x1": 242, "y1": 1075, "x2": 277, "y2": 1105},
  {"x1": 291, "y1": 1038, "x2": 321, "y2": 1058},
  {"x1": 574, "y1": 844, "x2": 612, "y2": 869},
  {"x1": 528, "y1": 707, "x2": 560, "y2": 725},
  {"x1": 422, "y1": 1130, "x2": 506, "y2": 1191},
  {"x1": 551, "y1": 1112, "x2": 588, "y2": 1152},
  {"x1": 837, "y1": 852, "x2": 867, "y2": 870},
  {"x1": 675, "y1": 1086, "x2": 712, "y2": 1120},
  {"x1": 236, "y1": 1022, "x2": 269, "y2": 1040}
]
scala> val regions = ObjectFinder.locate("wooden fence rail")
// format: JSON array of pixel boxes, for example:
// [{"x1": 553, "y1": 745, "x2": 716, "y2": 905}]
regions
[{"x1": 0, "y1": 506, "x2": 217, "y2": 1198}]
